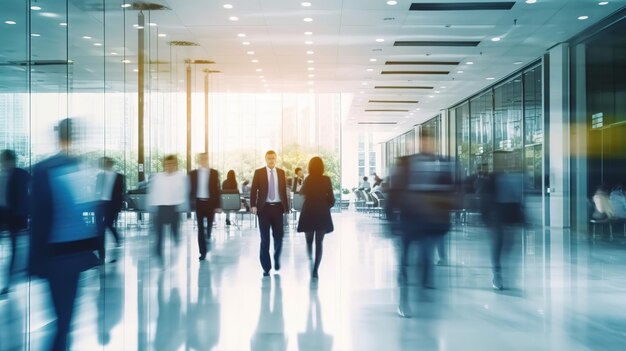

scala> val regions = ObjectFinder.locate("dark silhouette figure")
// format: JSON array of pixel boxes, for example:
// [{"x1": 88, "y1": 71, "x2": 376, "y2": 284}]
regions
[
  {"x1": 189, "y1": 153, "x2": 221, "y2": 260},
  {"x1": 222, "y1": 169, "x2": 238, "y2": 226},
  {"x1": 0, "y1": 149, "x2": 30, "y2": 295},
  {"x1": 97, "y1": 268, "x2": 123, "y2": 346},
  {"x1": 297, "y1": 157, "x2": 335, "y2": 279},
  {"x1": 29, "y1": 118, "x2": 100, "y2": 350},
  {"x1": 250, "y1": 150, "x2": 289, "y2": 276},
  {"x1": 95, "y1": 156, "x2": 125, "y2": 263}
]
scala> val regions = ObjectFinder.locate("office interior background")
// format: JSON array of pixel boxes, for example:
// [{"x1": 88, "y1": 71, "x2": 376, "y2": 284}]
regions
[{"x1": 1, "y1": 0, "x2": 626, "y2": 350}]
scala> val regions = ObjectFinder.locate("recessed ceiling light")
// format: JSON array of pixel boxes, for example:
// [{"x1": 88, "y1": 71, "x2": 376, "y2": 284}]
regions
[
  {"x1": 82, "y1": 36, "x2": 92, "y2": 39},
  {"x1": 308, "y1": 74, "x2": 315, "y2": 78},
  {"x1": 491, "y1": 37, "x2": 501, "y2": 42},
  {"x1": 256, "y1": 68, "x2": 263, "y2": 72},
  {"x1": 122, "y1": 59, "x2": 131, "y2": 63},
  {"x1": 247, "y1": 51, "x2": 255, "y2": 55},
  {"x1": 59, "y1": 22, "x2": 67, "y2": 26},
  {"x1": 440, "y1": 86, "x2": 446, "y2": 89},
  {"x1": 369, "y1": 58, "x2": 377, "y2": 62},
  {"x1": 40, "y1": 12, "x2": 58, "y2": 18},
  {"x1": 387, "y1": 0, "x2": 398, "y2": 5},
  {"x1": 242, "y1": 41, "x2": 250, "y2": 45},
  {"x1": 435, "y1": 91, "x2": 440, "y2": 93},
  {"x1": 598, "y1": 1, "x2": 609, "y2": 5},
  {"x1": 486, "y1": 77, "x2": 495, "y2": 80},
  {"x1": 525, "y1": 0, "x2": 536, "y2": 3},
  {"x1": 158, "y1": 33, "x2": 167, "y2": 37},
  {"x1": 302, "y1": 2, "x2": 312, "y2": 6},
  {"x1": 466, "y1": 61, "x2": 474, "y2": 65},
  {"x1": 30, "y1": 33, "x2": 40, "y2": 37},
  {"x1": 30, "y1": 6, "x2": 42, "y2": 11},
  {"x1": 121, "y1": 4, "x2": 132, "y2": 8},
  {"x1": 304, "y1": 31, "x2": 313, "y2": 35},
  {"x1": 304, "y1": 17, "x2": 313, "y2": 22},
  {"x1": 457, "y1": 70, "x2": 464, "y2": 73},
  {"x1": 514, "y1": 61, "x2": 523, "y2": 65},
  {"x1": 307, "y1": 67, "x2": 315, "y2": 71},
  {"x1": 263, "y1": 84, "x2": 269, "y2": 87},
  {"x1": 361, "y1": 82, "x2": 368, "y2": 86},
  {"x1": 111, "y1": 52, "x2": 118, "y2": 55},
  {"x1": 252, "y1": 59, "x2": 259, "y2": 63},
  {"x1": 305, "y1": 41, "x2": 313, "y2": 45},
  {"x1": 366, "y1": 68, "x2": 373, "y2": 72},
  {"x1": 429, "y1": 95, "x2": 434, "y2": 98},
  {"x1": 375, "y1": 38, "x2": 385, "y2": 42},
  {"x1": 308, "y1": 81, "x2": 314, "y2": 85},
  {"x1": 307, "y1": 60, "x2": 314, "y2": 63},
  {"x1": 238, "y1": 33, "x2": 246, "y2": 37},
  {"x1": 306, "y1": 50, "x2": 314, "y2": 54},
  {"x1": 93, "y1": 43, "x2": 102, "y2": 46},
  {"x1": 360, "y1": 91, "x2": 365, "y2": 94},
  {"x1": 578, "y1": 15, "x2": 589, "y2": 20},
  {"x1": 4, "y1": 20, "x2": 16, "y2": 25},
  {"x1": 149, "y1": 23, "x2": 157, "y2": 27},
  {"x1": 223, "y1": 4, "x2": 233, "y2": 9},
  {"x1": 133, "y1": 68, "x2": 139, "y2": 72},
  {"x1": 229, "y1": 16, "x2": 239, "y2": 21}
]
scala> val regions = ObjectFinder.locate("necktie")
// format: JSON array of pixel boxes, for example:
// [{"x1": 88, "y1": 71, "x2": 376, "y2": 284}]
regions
[{"x1": 269, "y1": 169, "x2": 275, "y2": 201}]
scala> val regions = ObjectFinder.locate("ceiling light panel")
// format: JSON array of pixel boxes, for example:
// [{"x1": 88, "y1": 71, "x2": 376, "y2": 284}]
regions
[{"x1": 409, "y1": 2, "x2": 515, "y2": 11}]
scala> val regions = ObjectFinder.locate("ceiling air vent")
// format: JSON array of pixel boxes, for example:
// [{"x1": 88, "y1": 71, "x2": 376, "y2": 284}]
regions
[
  {"x1": 394, "y1": 41, "x2": 480, "y2": 47},
  {"x1": 385, "y1": 61, "x2": 460, "y2": 65},
  {"x1": 410, "y1": 2, "x2": 515, "y2": 11},
  {"x1": 375, "y1": 86, "x2": 433, "y2": 89},
  {"x1": 130, "y1": 2, "x2": 170, "y2": 10},
  {"x1": 358, "y1": 122, "x2": 397, "y2": 125},
  {"x1": 168, "y1": 41, "x2": 200, "y2": 47},
  {"x1": 369, "y1": 100, "x2": 418, "y2": 104},
  {"x1": 381, "y1": 71, "x2": 449, "y2": 75},
  {"x1": 365, "y1": 109, "x2": 410, "y2": 112},
  {"x1": 185, "y1": 59, "x2": 215, "y2": 64}
]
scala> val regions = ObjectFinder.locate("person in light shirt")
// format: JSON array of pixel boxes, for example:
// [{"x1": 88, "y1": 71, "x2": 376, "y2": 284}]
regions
[{"x1": 148, "y1": 154, "x2": 189, "y2": 258}]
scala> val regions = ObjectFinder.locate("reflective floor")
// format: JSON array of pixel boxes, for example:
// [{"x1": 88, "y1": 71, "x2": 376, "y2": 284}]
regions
[{"x1": 1, "y1": 212, "x2": 626, "y2": 350}]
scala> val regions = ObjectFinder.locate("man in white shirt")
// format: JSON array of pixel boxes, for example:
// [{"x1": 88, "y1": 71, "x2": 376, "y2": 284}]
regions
[{"x1": 148, "y1": 155, "x2": 189, "y2": 258}]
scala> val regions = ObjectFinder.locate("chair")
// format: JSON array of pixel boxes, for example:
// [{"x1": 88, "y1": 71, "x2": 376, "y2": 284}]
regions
[
  {"x1": 291, "y1": 193, "x2": 305, "y2": 227},
  {"x1": 221, "y1": 193, "x2": 242, "y2": 228}
]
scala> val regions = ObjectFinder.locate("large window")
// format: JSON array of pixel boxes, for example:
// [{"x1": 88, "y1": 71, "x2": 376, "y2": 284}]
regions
[{"x1": 469, "y1": 91, "x2": 493, "y2": 173}]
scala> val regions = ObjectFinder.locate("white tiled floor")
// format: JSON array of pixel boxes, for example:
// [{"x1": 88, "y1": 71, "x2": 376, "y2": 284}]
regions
[{"x1": 1, "y1": 212, "x2": 626, "y2": 350}]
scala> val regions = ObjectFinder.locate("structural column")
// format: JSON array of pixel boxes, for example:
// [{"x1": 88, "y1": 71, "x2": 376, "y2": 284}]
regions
[{"x1": 137, "y1": 11, "x2": 145, "y2": 182}]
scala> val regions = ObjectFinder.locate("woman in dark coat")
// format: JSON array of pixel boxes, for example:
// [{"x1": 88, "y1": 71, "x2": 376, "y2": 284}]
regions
[
  {"x1": 222, "y1": 170, "x2": 238, "y2": 225},
  {"x1": 297, "y1": 157, "x2": 335, "y2": 278}
]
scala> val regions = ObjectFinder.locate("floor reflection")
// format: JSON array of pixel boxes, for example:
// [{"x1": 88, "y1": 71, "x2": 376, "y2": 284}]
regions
[
  {"x1": 250, "y1": 275, "x2": 286, "y2": 351},
  {"x1": 298, "y1": 282, "x2": 333, "y2": 351},
  {"x1": 185, "y1": 262, "x2": 220, "y2": 350}
]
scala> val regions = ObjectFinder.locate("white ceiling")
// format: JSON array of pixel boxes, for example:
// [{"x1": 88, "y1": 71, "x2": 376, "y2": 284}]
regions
[{"x1": 1, "y1": 0, "x2": 625, "y2": 137}]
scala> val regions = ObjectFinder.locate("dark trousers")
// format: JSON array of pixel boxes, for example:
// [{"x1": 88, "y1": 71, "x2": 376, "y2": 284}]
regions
[
  {"x1": 257, "y1": 204, "x2": 284, "y2": 272},
  {"x1": 195, "y1": 200, "x2": 216, "y2": 256},
  {"x1": 399, "y1": 234, "x2": 435, "y2": 287},
  {"x1": 0, "y1": 210, "x2": 26, "y2": 290},
  {"x1": 96, "y1": 201, "x2": 121, "y2": 260},
  {"x1": 305, "y1": 231, "x2": 325, "y2": 273},
  {"x1": 155, "y1": 206, "x2": 180, "y2": 257},
  {"x1": 46, "y1": 256, "x2": 82, "y2": 351}
]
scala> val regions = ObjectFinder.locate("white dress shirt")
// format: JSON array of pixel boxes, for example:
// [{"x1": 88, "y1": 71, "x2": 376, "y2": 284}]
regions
[
  {"x1": 148, "y1": 171, "x2": 189, "y2": 207},
  {"x1": 197, "y1": 168, "x2": 210, "y2": 199},
  {"x1": 265, "y1": 166, "x2": 281, "y2": 203}
]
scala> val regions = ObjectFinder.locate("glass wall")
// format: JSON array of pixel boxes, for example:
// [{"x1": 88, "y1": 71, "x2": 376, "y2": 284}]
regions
[{"x1": 469, "y1": 91, "x2": 494, "y2": 173}]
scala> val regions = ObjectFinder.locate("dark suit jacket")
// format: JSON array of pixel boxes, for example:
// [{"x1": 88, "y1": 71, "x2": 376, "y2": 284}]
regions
[
  {"x1": 4, "y1": 167, "x2": 31, "y2": 217},
  {"x1": 188, "y1": 168, "x2": 221, "y2": 210},
  {"x1": 250, "y1": 167, "x2": 289, "y2": 213},
  {"x1": 97, "y1": 172, "x2": 125, "y2": 215},
  {"x1": 29, "y1": 153, "x2": 99, "y2": 278}
]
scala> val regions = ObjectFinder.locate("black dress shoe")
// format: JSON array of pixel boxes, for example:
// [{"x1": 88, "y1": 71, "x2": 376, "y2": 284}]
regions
[
  {"x1": 263, "y1": 271, "x2": 270, "y2": 277},
  {"x1": 199, "y1": 254, "x2": 206, "y2": 261},
  {"x1": 275, "y1": 262, "x2": 281, "y2": 271}
]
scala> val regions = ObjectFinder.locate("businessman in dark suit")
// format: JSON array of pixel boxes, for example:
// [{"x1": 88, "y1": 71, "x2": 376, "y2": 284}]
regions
[
  {"x1": 0, "y1": 149, "x2": 30, "y2": 296},
  {"x1": 29, "y1": 118, "x2": 100, "y2": 351},
  {"x1": 189, "y1": 153, "x2": 221, "y2": 261},
  {"x1": 251, "y1": 150, "x2": 289, "y2": 276},
  {"x1": 96, "y1": 157, "x2": 125, "y2": 263}
]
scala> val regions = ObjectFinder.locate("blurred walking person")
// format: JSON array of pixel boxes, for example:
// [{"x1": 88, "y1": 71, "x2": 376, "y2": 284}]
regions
[
  {"x1": 222, "y1": 169, "x2": 238, "y2": 226},
  {"x1": 386, "y1": 130, "x2": 455, "y2": 317},
  {"x1": 148, "y1": 155, "x2": 188, "y2": 259},
  {"x1": 29, "y1": 118, "x2": 100, "y2": 350},
  {"x1": 0, "y1": 149, "x2": 30, "y2": 296},
  {"x1": 297, "y1": 157, "x2": 335, "y2": 279},
  {"x1": 189, "y1": 153, "x2": 221, "y2": 261},
  {"x1": 95, "y1": 156, "x2": 125, "y2": 264}
]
